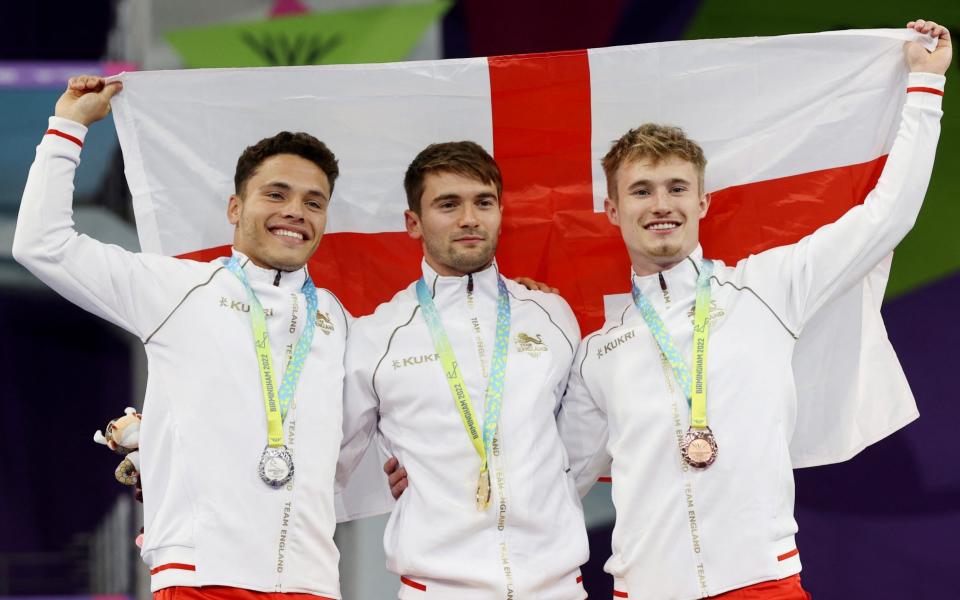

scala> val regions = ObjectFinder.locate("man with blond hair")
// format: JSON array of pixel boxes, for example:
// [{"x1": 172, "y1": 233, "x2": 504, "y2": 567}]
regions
[{"x1": 559, "y1": 20, "x2": 950, "y2": 599}]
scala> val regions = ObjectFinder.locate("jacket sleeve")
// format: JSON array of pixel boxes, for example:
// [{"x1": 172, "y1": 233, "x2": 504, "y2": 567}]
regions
[
  {"x1": 12, "y1": 116, "x2": 203, "y2": 339},
  {"x1": 547, "y1": 292, "x2": 582, "y2": 415},
  {"x1": 752, "y1": 72, "x2": 945, "y2": 331},
  {"x1": 335, "y1": 322, "x2": 382, "y2": 492},
  {"x1": 558, "y1": 342, "x2": 612, "y2": 497}
]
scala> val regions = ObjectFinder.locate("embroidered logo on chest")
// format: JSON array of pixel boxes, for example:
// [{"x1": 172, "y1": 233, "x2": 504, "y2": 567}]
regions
[
  {"x1": 392, "y1": 353, "x2": 441, "y2": 370},
  {"x1": 316, "y1": 311, "x2": 335, "y2": 336},
  {"x1": 218, "y1": 297, "x2": 274, "y2": 316},
  {"x1": 596, "y1": 329, "x2": 636, "y2": 359},
  {"x1": 687, "y1": 300, "x2": 725, "y2": 327},
  {"x1": 515, "y1": 332, "x2": 549, "y2": 357}
]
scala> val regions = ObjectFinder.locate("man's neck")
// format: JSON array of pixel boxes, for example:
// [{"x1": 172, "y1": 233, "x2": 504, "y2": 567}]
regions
[
  {"x1": 424, "y1": 254, "x2": 494, "y2": 278},
  {"x1": 629, "y1": 248, "x2": 695, "y2": 277},
  {"x1": 233, "y1": 246, "x2": 302, "y2": 273},
  {"x1": 631, "y1": 257, "x2": 683, "y2": 277}
]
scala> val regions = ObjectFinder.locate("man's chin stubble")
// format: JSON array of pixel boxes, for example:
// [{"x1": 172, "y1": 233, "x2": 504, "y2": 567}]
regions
[
  {"x1": 449, "y1": 248, "x2": 495, "y2": 273},
  {"x1": 264, "y1": 252, "x2": 309, "y2": 272},
  {"x1": 647, "y1": 240, "x2": 683, "y2": 258}
]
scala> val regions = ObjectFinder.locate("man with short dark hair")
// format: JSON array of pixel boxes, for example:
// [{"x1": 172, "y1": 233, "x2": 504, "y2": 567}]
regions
[
  {"x1": 14, "y1": 76, "x2": 349, "y2": 600},
  {"x1": 337, "y1": 141, "x2": 590, "y2": 599},
  {"x1": 559, "y1": 20, "x2": 950, "y2": 599}
]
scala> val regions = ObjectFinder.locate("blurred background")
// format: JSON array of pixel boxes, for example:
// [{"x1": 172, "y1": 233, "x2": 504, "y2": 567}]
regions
[{"x1": 1, "y1": 1, "x2": 957, "y2": 598}]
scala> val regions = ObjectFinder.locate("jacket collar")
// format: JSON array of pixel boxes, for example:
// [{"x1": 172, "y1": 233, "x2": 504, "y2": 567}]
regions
[
  {"x1": 420, "y1": 259, "x2": 501, "y2": 307},
  {"x1": 231, "y1": 248, "x2": 309, "y2": 292},
  {"x1": 631, "y1": 245, "x2": 704, "y2": 303}
]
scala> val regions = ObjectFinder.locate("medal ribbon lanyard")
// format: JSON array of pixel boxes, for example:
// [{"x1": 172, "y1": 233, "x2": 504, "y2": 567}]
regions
[
  {"x1": 631, "y1": 261, "x2": 713, "y2": 429},
  {"x1": 224, "y1": 256, "x2": 318, "y2": 447},
  {"x1": 416, "y1": 275, "x2": 510, "y2": 509}
]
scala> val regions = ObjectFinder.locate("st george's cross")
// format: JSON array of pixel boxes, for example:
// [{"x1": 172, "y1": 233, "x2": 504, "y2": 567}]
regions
[{"x1": 109, "y1": 29, "x2": 931, "y2": 477}]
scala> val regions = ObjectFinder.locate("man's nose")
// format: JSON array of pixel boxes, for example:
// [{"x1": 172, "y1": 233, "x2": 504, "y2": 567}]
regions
[
  {"x1": 282, "y1": 197, "x2": 304, "y2": 219},
  {"x1": 458, "y1": 203, "x2": 480, "y2": 226},
  {"x1": 651, "y1": 189, "x2": 671, "y2": 212}
]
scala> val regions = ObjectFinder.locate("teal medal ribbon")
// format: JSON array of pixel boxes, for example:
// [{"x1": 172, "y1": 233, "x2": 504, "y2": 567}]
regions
[
  {"x1": 224, "y1": 255, "x2": 318, "y2": 487},
  {"x1": 416, "y1": 273, "x2": 511, "y2": 510},
  {"x1": 631, "y1": 260, "x2": 719, "y2": 468}
]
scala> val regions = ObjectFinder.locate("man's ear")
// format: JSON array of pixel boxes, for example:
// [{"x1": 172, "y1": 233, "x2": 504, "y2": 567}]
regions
[
  {"x1": 699, "y1": 192, "x2": 711, "y2": 219},
  {"x1": 604, "y1": 196, "x2": 620, "y2": 226},
  {"x1": 227, "y1": 194, "x2": 242, "y2": 226},
  {"x1": 404, "y1": 209, "x2": 422, "y2": 240}
]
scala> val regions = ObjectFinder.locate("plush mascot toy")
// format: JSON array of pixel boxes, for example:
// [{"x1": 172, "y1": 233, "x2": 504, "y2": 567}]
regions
[{"x1": 93, "y1": 407, "x2": 141, "y2": 486}]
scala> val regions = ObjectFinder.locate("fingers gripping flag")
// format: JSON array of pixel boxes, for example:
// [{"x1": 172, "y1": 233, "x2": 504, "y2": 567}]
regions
[{"x1": 110, "y1": 30, "x2": 933, "y2": 515}]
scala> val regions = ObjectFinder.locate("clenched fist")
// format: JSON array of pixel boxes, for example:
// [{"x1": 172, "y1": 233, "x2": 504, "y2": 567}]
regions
[
  {"x1": 55, "y1": 75, "x2": 123, "y2": 127},
  {"x1": 905, "y1": 20, "x2": 952, "y2": 76}
]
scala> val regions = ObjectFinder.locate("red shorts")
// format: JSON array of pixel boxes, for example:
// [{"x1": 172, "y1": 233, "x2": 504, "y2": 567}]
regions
[
  {"x1": 612, "y1": 575, "x2": 810, "y2": 599},
  {"x1": 707, "y1": 575, "x2": 811, "y2": 599},
  {"x1": 154, "y1": 586, "x2": 335, "y2": 600}
]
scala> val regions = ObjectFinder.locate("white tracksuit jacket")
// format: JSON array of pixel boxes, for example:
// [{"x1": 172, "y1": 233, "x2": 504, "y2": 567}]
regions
[
  {"x1": 337, "y1": 261, "x2": 589, "y2": 599},
  {"x1": 558, "y1": 73, "x2": 944, "y2": 599},
  {"x1": 14, "y1": 116, "x2": 348, "y2": 597}
]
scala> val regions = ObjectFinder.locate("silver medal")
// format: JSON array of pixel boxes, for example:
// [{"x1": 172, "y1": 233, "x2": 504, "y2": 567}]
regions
[{"x1": 258, "y1": 445, "x2": 294, "y2": 488}]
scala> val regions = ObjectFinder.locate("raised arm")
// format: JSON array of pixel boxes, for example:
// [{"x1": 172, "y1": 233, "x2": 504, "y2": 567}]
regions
[
  {"x1": 13, "y1": 76, "x2": 207, "y2": 338},
  {"x1": 776, "y1": 22, "x2": 950, "y2": 328}
]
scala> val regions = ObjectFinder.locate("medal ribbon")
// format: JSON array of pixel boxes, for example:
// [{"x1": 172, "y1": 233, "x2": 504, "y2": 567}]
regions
[
  {"x1": 631, "y1": 261, "x2": 713, "y2": 428},
  {"x1": 224, "y1": 255, "x2": 318, "y2": 447},
  {"x1": 416, "y1": 275, "x2": 510, "y2": 489}
]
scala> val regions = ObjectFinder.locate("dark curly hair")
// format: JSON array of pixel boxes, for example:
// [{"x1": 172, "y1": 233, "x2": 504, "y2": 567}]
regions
[
  {"x1": 404, "y1": 141, "x2": 502, "y2": 214},
  {"x1": 234, "y1": 131, "x2": 339, "y2": 196}
]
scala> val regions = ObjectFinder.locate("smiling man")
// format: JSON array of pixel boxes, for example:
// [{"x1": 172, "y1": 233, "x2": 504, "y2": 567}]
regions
[
  {"x1": 559, "y1": 20, "x2": 950, "y2": 600},
  {"x1": 14, "y1": 76, "x2": 349, "y2": 599},
  {"x1": 609, "y1": 143, "x2": 707, "y2": 273},
  {"x1": 336, "y1": 142, "x2": 590, "y2": 599},
  {"x1": 228, "y1": 150, "x2": 331, "y2": 271}
]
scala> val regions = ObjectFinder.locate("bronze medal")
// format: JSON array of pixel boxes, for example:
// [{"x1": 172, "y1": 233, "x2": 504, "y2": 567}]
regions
[{"x1": 681, "y1": 427, "x2": 718, "y2": 468}]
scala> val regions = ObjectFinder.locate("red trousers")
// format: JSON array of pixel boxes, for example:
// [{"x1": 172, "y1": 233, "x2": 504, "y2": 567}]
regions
[
  {"x1": 708, "y1": 573, "x2": 813, "y2": 600},
  {"x1": 708, "y1": 575, "x2": 810, "y2": 599},
  {"x1": 154, "y1": 586, "x2": 335, "y2": 600},
  {"x1": 613, "y1": 575, "x2": 810, "y2": 599}
]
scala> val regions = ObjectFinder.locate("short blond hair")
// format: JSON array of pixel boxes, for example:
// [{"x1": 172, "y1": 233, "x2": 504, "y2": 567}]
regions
[{"x1": 602, "y1": 124, "x2": 706, "y2": 200}]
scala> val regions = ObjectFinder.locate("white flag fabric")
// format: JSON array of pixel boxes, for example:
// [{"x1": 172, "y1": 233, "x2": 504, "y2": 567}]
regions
[{"x1": 109, "y1": 29, "x2": 933, "y2": 519}]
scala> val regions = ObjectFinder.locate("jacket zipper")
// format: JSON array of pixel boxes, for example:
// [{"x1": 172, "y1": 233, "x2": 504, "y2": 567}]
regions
[{"x1": 658, "y1": 272, "x2": 671, "y2": 305}]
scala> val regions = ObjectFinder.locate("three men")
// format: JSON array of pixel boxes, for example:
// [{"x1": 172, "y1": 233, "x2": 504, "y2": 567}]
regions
[
  {"x1": 559, "y1": 19, "x2": 950, "y2": 599},
  {"x1": 15, "y1": 77, "x2": 348, "y2": 598},
  {"x1": 337, "y1": 142, "x2": 589, "y2": 598},
  {"x1": 17, "y1": 17, "x2": 950, "y2": 600}
]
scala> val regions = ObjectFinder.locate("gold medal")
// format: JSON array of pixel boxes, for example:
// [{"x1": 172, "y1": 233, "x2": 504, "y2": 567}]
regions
[
  {"x1": 476, "y1": 469, "x2": 491, "y2": 511},
  {"x1": 681, "y1": 427, "x2": 718, "y2": 468}
]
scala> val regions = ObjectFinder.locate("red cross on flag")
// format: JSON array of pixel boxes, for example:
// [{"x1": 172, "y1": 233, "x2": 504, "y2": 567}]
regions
[
  {"x1": 112, "y1": 28, "x2": 930, "y2": 329},
  {"x1": 110, "y1": 29, "x2": 932, "y2": 483}
]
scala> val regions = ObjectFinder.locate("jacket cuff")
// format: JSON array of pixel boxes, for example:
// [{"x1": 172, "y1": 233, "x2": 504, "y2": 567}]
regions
[
  {"x1": 43, "y1": 116, "x2": 89, "y2": 151},
  {"x1": 905, "y1": 72, "x2": 945, "y2": 111}
]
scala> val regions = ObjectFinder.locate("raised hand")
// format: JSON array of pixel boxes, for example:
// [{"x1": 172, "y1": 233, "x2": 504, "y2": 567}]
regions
[
  {"x1": 905, "y1": 20, "x2": 952, "y2": 75},
  {"x1": 55, "y1": 75, "x2": 123, "y2": 127}
]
